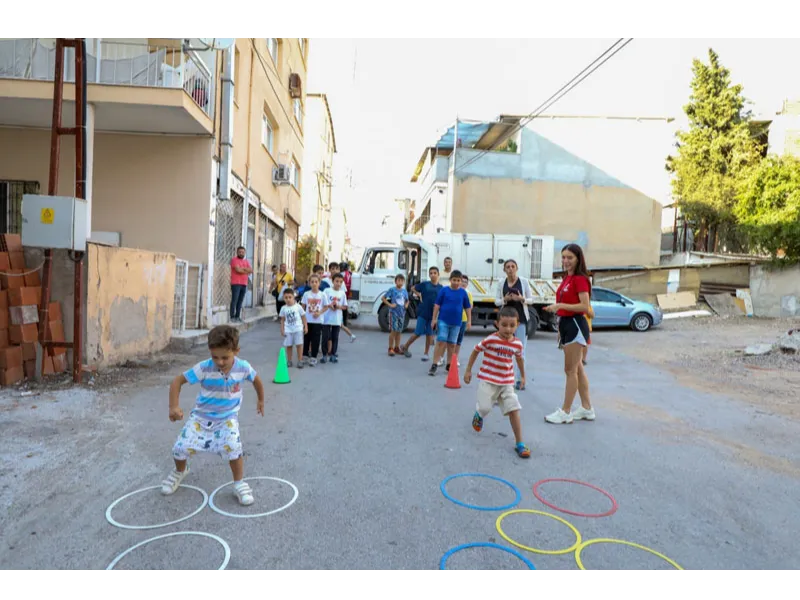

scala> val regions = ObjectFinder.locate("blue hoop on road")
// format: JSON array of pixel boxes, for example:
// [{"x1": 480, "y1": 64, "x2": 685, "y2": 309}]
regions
[
  {"x1": 440, "y1": 473, "x2": 521, "y2": 511},
  {"x1": 440, "y1": 542, "x2": 536, "y2": 570}
]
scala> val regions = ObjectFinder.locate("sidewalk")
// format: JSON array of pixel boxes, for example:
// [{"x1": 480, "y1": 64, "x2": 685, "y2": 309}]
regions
[{"x1": 168, "y1": 304, "x2": 277, "y2": 352}]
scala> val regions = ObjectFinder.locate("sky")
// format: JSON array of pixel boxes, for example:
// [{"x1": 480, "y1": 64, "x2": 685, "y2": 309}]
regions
[{"x1": 306, "y1": 39, "x2": 800, "y2": 249}]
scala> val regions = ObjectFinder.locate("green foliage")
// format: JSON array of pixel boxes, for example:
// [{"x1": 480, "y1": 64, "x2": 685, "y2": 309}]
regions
[
  {"x1": 296, "y1": 234, "x2": 318, "y2": 282},
  {"x1": 735, "y1": 155, "x2": 800, "y2": 262},
  {"x1": 498, "y1": 139, "x2": 518, "y2": 153},
  {"x1": 666, "y1": 49, "x2": 763, "y2": 250}
]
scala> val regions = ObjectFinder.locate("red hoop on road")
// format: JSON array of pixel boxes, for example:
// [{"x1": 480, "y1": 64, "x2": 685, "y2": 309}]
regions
[{"x1": 532, "y1": 478, "x2": 618, "y2": 518}]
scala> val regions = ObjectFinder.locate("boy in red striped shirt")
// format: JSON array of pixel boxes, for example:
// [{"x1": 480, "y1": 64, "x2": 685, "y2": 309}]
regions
[{"x1": 463, "y1": 306, "x2": 531, "y2": 458}]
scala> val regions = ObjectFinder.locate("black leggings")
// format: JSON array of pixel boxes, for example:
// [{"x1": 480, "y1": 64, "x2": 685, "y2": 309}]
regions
[
  {"x1": 304, "y1": 323, "x2": 323, "y2": 358},
  {"x1": 322, "y1": 325, "x2": 341, "y2": 357}
]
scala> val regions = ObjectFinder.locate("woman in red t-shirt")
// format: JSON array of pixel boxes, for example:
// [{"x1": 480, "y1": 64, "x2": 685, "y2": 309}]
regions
[{"x1": 543, "y1": 243, "x2": 595, "y2": 424}]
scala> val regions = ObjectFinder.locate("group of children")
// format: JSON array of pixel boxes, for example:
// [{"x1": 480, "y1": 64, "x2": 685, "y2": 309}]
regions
[
  {"x1": 383, "y1": 266, "x2": 531, "y2": 458},
  {"x1": 278, "y1": 263, "x2": 352, "y2": 367},
  {"x1": 160, "y1": 264, "x2": 532, "y2": 509}
]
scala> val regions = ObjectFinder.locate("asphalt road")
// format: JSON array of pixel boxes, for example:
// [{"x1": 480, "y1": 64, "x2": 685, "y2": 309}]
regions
[{"x1": 2, "y1": 317, "x2": 799, "y2": 569}]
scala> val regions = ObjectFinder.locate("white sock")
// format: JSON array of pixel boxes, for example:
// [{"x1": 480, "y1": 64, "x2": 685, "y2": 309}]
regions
[{"x1": 234, "y1": 480, "x2": 242, "y2": 485}]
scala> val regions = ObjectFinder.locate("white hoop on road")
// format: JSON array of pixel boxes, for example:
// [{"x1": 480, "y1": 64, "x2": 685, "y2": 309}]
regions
[
  {"x1": 105, "y1": 485, "x2": 208, "y2": 530},
  {"x1": 208, "y1": 476, "x2": 299, "y2": 518},
  {"x1": 106, "y1": 531, "x2": 231, "y2": 570}
]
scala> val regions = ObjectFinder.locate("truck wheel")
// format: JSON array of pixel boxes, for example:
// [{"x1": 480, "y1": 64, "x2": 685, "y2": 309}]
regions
[
  {"x1": 378, "y1": 305, "x2": 390, "y2": 333},
  {"x1": 403, "y1": 312, "x2": 411, "y2": 332},
  {"x1": 527, "y1": 313, "x2": 539, "y2": 339}
]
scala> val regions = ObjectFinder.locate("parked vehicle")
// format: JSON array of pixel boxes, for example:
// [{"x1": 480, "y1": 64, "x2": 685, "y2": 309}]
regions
[
  {"x1": 348, "y1": 232, "x2": 560, "y2": 337},
  {"x1": 590, "y1": 286, "x2": 663, "y2": 332}
]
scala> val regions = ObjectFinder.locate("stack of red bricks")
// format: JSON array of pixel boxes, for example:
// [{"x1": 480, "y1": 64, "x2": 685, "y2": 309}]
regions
[{"x1": 0, "y1": 234, "x2": 68, "y2": 385}]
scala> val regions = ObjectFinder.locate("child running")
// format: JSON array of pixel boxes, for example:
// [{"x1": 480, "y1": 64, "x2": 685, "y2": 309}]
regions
[
  {"x1": 279, "y1": 288, "x2": 308, "y2": 368},
  {"x1": 400, "y1": 266, "x2": 442, "y2": 361},
  {"x1": 383, "y1": 274, "x2": 410, "y2": 357},
  {"x1": 463, "y1": 307, "x2": 531, "y2": 458},
  {"x1": 429, "y1": 270, "x2": 471, "y2": 376},
  {"x1": 320, "y1": 273, "x2": 348, "y2": 364},
  {"x1": 162, "y1": 325, "x2": 266, "y2": 505},
  {"x1": 301, "y1": 274, "x2": 326, "y2": 366}
]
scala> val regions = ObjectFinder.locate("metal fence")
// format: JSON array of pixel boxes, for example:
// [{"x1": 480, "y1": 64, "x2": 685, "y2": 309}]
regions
[
  {"x1": 213, "y1": 194, "x2": 245, "y2": 308},
  {"x1": 173, "y1": 259, "x2": 188, "y2": 330},
  {"x1": 0, "y1": 180, "x2": 39, "y2": 234},
  {"x1": 173, "y1": 260, "x2": 204, "y2": 331},
  {"x1": 0, "y1": 39, "x2": 213, "y2": 117}
]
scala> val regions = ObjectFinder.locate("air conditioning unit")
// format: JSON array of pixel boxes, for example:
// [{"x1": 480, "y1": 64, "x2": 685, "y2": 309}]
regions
[{"x1": 273, "y1": 164, "x2": 291, "y2": 185}]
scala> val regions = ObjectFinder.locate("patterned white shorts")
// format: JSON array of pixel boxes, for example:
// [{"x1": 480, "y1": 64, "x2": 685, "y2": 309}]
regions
[{"x1": 172, "y1": 416, "x2": 243, "y2": 461}]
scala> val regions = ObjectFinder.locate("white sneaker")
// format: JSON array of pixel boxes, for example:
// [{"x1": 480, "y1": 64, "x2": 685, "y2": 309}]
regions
[
  {"x1": 572, "y1": 406, "x2": 596, "y2": 421},
  {"x1": 545, "y1": 408, "x2": 573, "y2": 424},
  {"x1": 437, "y1": 357, "x2": 445, "y2": 367},
  {"x1": 234, "y1": 481, "x2": 255, "y2": 506},
  {"x1": 160, "y1": 467, "x2": 189, "y2": 495},
  {"x1": 421, "y1": 354, "x2": 430, "y2": 362},
  {"x1": 350, "y1": 334, "x2": 357, "y2": 343}
]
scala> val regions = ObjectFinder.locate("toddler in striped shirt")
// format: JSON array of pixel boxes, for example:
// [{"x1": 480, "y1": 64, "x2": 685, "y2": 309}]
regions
[{"x1": 463, "y1": 306, "x2": 531, "y2": 458}]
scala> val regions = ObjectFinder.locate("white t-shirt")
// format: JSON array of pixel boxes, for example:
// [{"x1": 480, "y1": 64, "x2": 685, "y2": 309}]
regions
[
  {"x1": 323, "y1": 288, "x2": 348, "y2": 326},
  {"x1": 279, "y1": 303, "x2": 306, "y2": 333},
  {"x1": 301, "y1": 290, "x2": 327, "y2": 325},
  {"x1": 322, "y1": 277, "x2": 347, "y2": 293}
]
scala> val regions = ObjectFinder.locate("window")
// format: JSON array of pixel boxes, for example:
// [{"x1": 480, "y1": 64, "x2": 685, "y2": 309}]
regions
[
  {"x1": 374, "y1": 251, "x2": 396, "y2": 273},
  {"x1": 592, "y1": 289, "x2": 619, "y2": 303},
  {"x1": 261, "y1": 114, "x2": 274, "y2": 154},
  {"x1": 266, "y1": 38, "x2": 278, "y2": 64},
  {"x1": 293, "y1": 98, "x2": 303, "y2": 127},
  {"x1": 290, "y1": 158, "x2": 300, "y2": 189}
]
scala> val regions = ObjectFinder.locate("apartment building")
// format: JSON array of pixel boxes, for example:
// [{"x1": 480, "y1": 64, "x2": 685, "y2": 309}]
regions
[
  {"x1": 0, "y1": 37, "x2": 308, "y2": 336},
  {"x1": 300, "y1": 92, "x2": 336, "y2": 266}
]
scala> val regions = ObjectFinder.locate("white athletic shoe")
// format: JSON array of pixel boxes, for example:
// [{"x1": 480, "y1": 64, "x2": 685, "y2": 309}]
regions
[
  {"x1": 421, "y1": 353, "x2": 430, "y2": 362},
  {"x1": 160, "y1": 467, "x2": 189, "y2": 495},
  {"x1": 545, "y1": 408, "x2": 573, "y2": 424},
  {"x1": 572, "y1": 406, "x2": 596, "y2": 421},
  {"x1": 350, "y1": 334, "x2": 357, "y2": 343},
  {"x1": 234, "y1": 481, "x2": 255, "y2": 506}
]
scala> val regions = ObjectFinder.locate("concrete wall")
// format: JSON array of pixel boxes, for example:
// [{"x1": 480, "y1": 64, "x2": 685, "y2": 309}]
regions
[
  {"x1": 0, "y1": 128, "x2": 213, "y2": 264},
  {"x1": 85, "y1": 243, "x2": 175, "y2": 367},
  {"x1": 750, "y1": 264, "x2": 800, "y2": 318},
  {"x1": 448, "y1": 128, "x2": 662, "y2": 268},
  {"x1": 594, "y1": 268, "x2": 700, "y2": 305}
]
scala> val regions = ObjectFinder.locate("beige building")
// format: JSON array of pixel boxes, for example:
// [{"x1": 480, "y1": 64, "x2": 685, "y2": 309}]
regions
[
  {"x1": 0, "y1": 37, "x2": 308, "y2": 367},
  {"x1": 300, "y1": 92, "x2": 336, "y2": 266},
  {"x1": 407, "y1": 116, "x2": 663, "y2": 269}
]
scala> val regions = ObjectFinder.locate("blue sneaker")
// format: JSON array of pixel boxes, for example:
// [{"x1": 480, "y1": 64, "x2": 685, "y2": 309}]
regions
[
  {"x1": 320, "y1": 356, "x2": 328, "y2": 364},
  {"x1": 472, "y1": 411, "x2": 483, "y2": 432}
]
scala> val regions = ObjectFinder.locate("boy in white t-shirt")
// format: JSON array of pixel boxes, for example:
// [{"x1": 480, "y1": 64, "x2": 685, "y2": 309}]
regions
[
  {"x1": 301, "y1": 274, "x2": 327, "y2": 367},
  {"x1": 320, "y1": 273, "x2": 348, "y2": 364},
  {"x1": 279, "y1": 288, "x2": 307, "y2": 368}
]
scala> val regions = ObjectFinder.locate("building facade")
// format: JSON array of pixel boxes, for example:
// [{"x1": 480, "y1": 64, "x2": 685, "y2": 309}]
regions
[
  {"x1": 407, "y1": 116, "x2": 664, "y2": 269},
  {"x1": 300, "y1": 92, "x2": 336, "y2": 266},
  {"x1": 0, "y1": 37, "x2": 309, "y2": 336}
]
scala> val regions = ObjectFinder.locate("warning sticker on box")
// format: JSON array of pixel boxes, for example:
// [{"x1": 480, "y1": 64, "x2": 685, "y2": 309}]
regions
[{"x1": 40, "y1": 208, "x2": 54, "y2": 224}]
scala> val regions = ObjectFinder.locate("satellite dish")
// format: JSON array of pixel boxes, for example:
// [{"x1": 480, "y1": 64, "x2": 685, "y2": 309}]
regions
[{"x1": 197, "y1": 38, "x2": 235, "y2": 51}]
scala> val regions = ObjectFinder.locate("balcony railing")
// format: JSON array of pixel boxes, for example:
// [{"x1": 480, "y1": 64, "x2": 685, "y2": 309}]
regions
[{"x1": 0, "y1": 39, "x2": 213, "y2": 117}]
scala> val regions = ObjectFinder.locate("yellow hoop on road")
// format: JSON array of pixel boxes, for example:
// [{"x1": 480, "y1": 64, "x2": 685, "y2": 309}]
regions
[
  {"x1": 496, "y1": 509, "x2": 582, "y2": 555},
  {"x1": 575, "y1": 538, "x2": 684, "y2": 570}
]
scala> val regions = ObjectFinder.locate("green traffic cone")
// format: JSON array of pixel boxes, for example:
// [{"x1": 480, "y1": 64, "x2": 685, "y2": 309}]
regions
[{"x1": 273, "y1": 347, "x2": 291, "y2": 384}]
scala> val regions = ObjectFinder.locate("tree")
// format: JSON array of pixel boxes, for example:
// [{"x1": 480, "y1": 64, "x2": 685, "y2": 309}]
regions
[
  {"x1": 735, "y1": 155, "x2": 800, "y2": 262},
  {"x1": 296, "y1": 234, "x2": 319, "y2": 283},
  {"x1": 666, "y1": 49, "x2": 763, "y2": 251}
]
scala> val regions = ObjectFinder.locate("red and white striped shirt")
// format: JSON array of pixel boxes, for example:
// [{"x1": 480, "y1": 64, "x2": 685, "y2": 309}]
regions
[{"x1": 475, "y1": 333, "x2": 524, "y2": 386}]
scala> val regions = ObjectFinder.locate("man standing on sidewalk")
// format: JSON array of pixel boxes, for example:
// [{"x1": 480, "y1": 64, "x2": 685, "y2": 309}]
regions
[{"x1": 230, "y1": 246, "x2": 252, "y2": 323}]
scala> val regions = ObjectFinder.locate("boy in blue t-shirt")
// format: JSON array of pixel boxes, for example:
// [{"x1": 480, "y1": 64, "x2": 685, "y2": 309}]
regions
[
  {"x1": 429, "y1": 269, "x2": 471, "y2": 376},
  {"x1": 400, "y1": 266, "x2": 442, "y2": 361},
  {"x1": 382, "y1": 274, "x2": 410, "y2": 357}
]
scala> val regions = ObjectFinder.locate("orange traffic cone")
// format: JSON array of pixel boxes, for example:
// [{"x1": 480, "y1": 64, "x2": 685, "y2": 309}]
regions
[{"x1": 444, "y1": 355, "x2": 461, "y2": 389}]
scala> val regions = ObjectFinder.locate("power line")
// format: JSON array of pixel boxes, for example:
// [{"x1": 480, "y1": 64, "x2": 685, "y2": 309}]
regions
[{"x1": 454, "y1": 38, "x2": 633, "y2": 173}]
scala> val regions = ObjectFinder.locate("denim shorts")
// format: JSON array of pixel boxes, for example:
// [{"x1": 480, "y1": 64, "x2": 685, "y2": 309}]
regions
[
  {"x1": 457, "y1": 321, "x2": 467, "y2": 345},
  {"x1": 414, "y1": 316, "x2": 433, "y2": 337},
  {"x1": 437, "y1": 321, "x2": 461, "y2": 344}
]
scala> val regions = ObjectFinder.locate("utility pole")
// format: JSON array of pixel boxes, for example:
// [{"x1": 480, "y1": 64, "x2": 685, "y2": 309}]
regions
[{"x1": 39, "y1": 38, "x2": 87, "y2": 384}]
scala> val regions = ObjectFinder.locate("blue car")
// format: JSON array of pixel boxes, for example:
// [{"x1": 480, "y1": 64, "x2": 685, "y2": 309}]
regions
[{"x1": 590, "y1": 286, "x2": 663, "y2": 332}]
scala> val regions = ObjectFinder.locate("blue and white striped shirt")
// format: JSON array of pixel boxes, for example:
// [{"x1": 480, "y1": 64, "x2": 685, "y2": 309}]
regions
[{"x1": 184, "y1": 358, "x2": 257, "y2": 421}]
